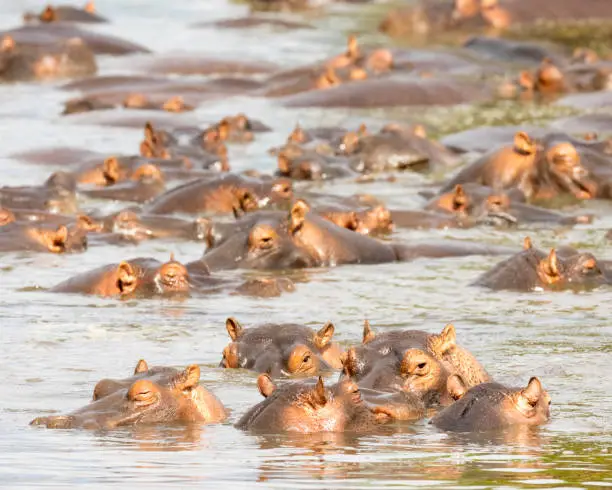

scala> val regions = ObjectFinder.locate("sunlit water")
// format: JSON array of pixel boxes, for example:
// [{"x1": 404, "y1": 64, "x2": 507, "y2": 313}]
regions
[{"x1": 0, "y1": 0, "x2": 611, "y2": 488}]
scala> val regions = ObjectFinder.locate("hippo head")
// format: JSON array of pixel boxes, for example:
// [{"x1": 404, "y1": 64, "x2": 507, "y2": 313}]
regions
[
  {"x1": 139, "y1": 122, "x2": 176, "y2": 159},
  {"x1": 236, "y1": 374, "x2": 384, "y2": 433},
  {"x1": 277, "y1": 152, "x2": 324, "y2": 180},
  {"x1": 536, "y1": 248, "x2": 608, "y2": 291},
  {"x1": 131, "y1": 163, "x2": 164, "y2": 185},
  {"x1": 162, "y1": 95, "x2": 191, "y2": 113},
  {"x1": 30, "y1": 368, "x2": 204, "y2": 430},
  {"x1": 153, "y1": 255, "x2": 190, "y2": 295},
  {"x1": 431, "y1": 377, "x2": 551, "y2": 432},
  {"x1": 334, "y1": 124, "x2": 369, "y2": 155},
  {"x1": 355, "y1": 206, "x2": 394, "y2": 235},
  {"x1": 220, "y1": 318, "x2": 340, "y2": 376},
  {"x1": 541, "y1": 142, "x2": 596, "y2": 200},
  {"x1": 28, "y1": 224, "x2": 85, "y2": 254},
  {"x1": 399, "y1": 348, "x2": 453, "y2": 406},
  {"x1": 428, "y1": 184, "x2": 473, "y2": 217},
  {"x1": 215, "y1": 114, "x2": 255, "y2": 143},
  {"x1": 91, "y1": 361, "x2": 226, "y2": 423},
  {"x1": 110, "y1": 210, "x2": 152, "y2": 241},
  {"x1": 535, "y1": 59, "x2": 566, "y2": 94}
]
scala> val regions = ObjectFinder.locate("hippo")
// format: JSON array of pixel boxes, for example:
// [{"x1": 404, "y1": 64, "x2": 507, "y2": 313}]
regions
[
  {"x1": 235, "y1": 375, "x2": 390, "y2": 433},
  {"x1": 192, "y1": 114, "x2": 270, "y2": 145},
  {"x1": 1, "y1": 23, "x2": 149, "y2": 55},
  {"x1": 144, "y1": 174, "x2": 292, "y2": 216},
  {"x1": 472, "y1": 238, "x2": 609, "y2": 291},
  {"x1": 431, "y1": 376, "x2": 551, "y2": 432},
  {"x1": 98, "y1": 210, "x2": 210, "y2": 243},
  {"x1": 335, "y1": 125, "x2": 457, "y2": 173},
  {"x1": 23, "y1": 2, "x2": 108, "y2": 24},
  {"x1": 80, "y1": 164, "x2": 165, "y2": 203},
  {"x1": 63, "y1": 93, "x2": 195, "y2": 115},
  {"x1": 345, "y1": 321, "x2": 490, "y2": 389},
  {"x1": 440, "y1": 131, "x2": 597, "y2": 202},
  {"x1": 0, "y1": 35, "x2": 96, "y2": 81},
  {"x1": 50, "y1": 255, "x2": 191, "y2": 297},
  {"x1": 219, "y1": 317, "x2": 343, "y2": 376},
  {"x1": 0, "y1": 171, "x2": 77, "y2": 214},
  {"x1": 276, "y1": 150, "x2": 356, "y2": 181},
  {"x1": 0, "y1": 222, "x2": 86, "y2": 253},
  {"x1": 90, "y1": 360, "x2": 227, "y2": 423},
  {"x1": 31, "y1": 363, "x2": 226, "y2": 429}
]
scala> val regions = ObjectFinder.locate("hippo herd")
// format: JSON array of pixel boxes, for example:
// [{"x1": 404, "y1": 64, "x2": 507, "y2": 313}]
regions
[{"x1": 4, "y1": 1, "x2": 611, "y2": 436}]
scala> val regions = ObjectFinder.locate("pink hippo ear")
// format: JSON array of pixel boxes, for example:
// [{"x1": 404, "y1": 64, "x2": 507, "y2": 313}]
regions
[
  {"x1": 257, "y1": 373, "x2": 276, "y2": 398},
  {"x1": 116, "y1": 261, "x2": 138, "y2": 295},
  {"x1": 523, "y1": 236, "x2": 533, "y2": 250},
  {"x1": 362, "y1": 319, "x2": 375, "y2": 344},
  {"x1": 134, "y1": 359, "x2": 149, "y2": 374},
  {"x1": 40, "y1": 5, "x2": 57, "y2": 22},
  {"x1": 309, "y1": 377, "x2": 327, "y2": 407},
  {"x1": 313, "y1": 322, "x2": 335, "y2": 349},
  {"x1": 225, "y1": 317, "x2": 244, "y2": 341},
  {"x1": 431, "y1": 323, "x2": 457, "y2": 354},
  {"x1": 84, "y1": 1, "x2": 96, "y2": 13},
  {"x1": 521, "y1": 377, "x2": 544, "y2": 406},
  {"x1": 42, "y1": 225, "x2": 68, "y2": 253},
  {"x1": 288, "y1": 199, "x2": 310, "y2": 234},
  {"x1": 447, "y1": 374, "x2": 468, "y2": 401},
  {"x1": 538, "y1": 249, "x2": 561, "y2": 284}
]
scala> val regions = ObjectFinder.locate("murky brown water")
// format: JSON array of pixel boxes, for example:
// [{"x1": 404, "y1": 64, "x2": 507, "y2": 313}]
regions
[{"x1": 1, "y1": 0, "x2": 612, "y2": 488}]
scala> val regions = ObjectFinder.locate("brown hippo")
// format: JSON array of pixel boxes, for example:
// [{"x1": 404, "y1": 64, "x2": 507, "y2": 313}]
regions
[
  {"x1": 1, "y1": 23, "x2": 149, "y2": 55},
  {"x1": 235, "y1": 375, "x2": 390, "y2": 433},
  {"x1": 431, "y1": 376, "x2": 551, "y2": 432},
  {"x1": 276, "y1": 150, "x2": 356, "y2": 181},
  {"x1": 98, "y1": 210, "x2": 210, "y2": 243},
  {"x1": 63, "y1": 93, "x2": 195, "y2": 115},
  {"x1": 24, "y1": 2, "x2": 107, "y2": 23},
  {"x1": 0, "y1": 171, "x2": 77, "y2": 215},
  {"x1": 91, "y1": 360, "x2": 227, "y2": 423},
  {"x1": 0, "y1": 223, "x2": 86, "y2": 253},
  {"x1": 345, "y1": 321, "x2": 490, "y2": 389},
  {"x1": 80, "y1": 164, "x2": 165, "y2": 203},
  {"x1": 440, "y1": 131, "x2": 597, "y2": 202},
  {"x1": 144, "y1": 174, "x2": 292, "y2": 216},
  {"x1": 335, "y1": 125, "x2": 457, "y2": 173},
  {"x1": 0, "y1": 35, "x2": 96, "y2": 81},
  {"x1": 31, "y1": 363, "x2": 226, "y2": 429},
  {"x1": 50, "y1": 255, "x2": 191, "y2": 298},
  {"x1": 219, "y1": 317, "x2": 343, "y2": 377},
  {"x1": 192, "y1": 114, "x2": 270, "y2": 145},
  {"x1": 472, "y1": 238, "x2": 610, "y2": 291},
  {"x1": 423, "y1": 184, "x2": 592, "y2": 227}
]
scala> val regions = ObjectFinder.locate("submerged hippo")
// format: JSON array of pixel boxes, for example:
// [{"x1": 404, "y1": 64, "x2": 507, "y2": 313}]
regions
[
  {"x1": 0, "y1": 171, "x2": 78, "y2": 214},
  {"x1": 23, "y1": 2, "x2": 108, "y2": 24},
  {"x1": 80, "y1": 164, "x2": 165, "y2": 203},
  {"x1": 235, "y1": 375, "x2": 390, "y2": 433},
  {"x1": 440, "y1": 131, "x2": 597, "y2": 202},
  {"x1": 31, "y1": 363, "x2": 226, "y2": 429},
  {"x1": 346, "y1": 321, "x2": 490, "y2": 389},
  {"x1": 50, "y1": 255, "x2": 191, "y2": 297},
  {"x1": 472, "y1": 238, "x2": 609, "y2": 291},
  {"x1": 0, "y1": 223, "x2": 86, "y2": 253},
  {"x1": 219, "y1": 317, "x2": 344, "y2": 376},
  {"x1": 431, "y1": 376, "x2": 551, "y2": 432},
  {"x1": 91, "y1": 360, "x2": 227, "y2": 423},
  {"x1": 144, "y1": 174, "x2": 292, "y2": 215},
  {"x1": 0, "y1": 35, "x2": 96, "y2": 81}
]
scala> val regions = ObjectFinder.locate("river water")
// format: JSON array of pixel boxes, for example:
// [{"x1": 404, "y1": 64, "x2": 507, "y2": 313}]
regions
[{"x1": 0, "y1": 0, "x2": 611, "y2": 488}]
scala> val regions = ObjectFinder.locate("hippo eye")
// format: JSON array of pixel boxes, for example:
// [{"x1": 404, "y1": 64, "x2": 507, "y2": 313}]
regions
[
  {"x1": 417, "y1": 362, "x2": 427, "y2": 370},
  {"x1": 303, "y1": 355, "x2": 311, "y2": 364}
]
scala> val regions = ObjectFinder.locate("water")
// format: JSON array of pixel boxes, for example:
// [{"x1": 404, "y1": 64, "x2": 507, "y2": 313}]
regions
[{"x1": 0, "y1": 0, "x2": 612, "y2": 488}]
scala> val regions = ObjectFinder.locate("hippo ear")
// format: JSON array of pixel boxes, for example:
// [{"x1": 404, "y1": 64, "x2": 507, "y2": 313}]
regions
[
  {"x1": 289, "y1": 199, "x2": 310, "y2": 234},
  {"x1": 134, "y1": 359, "x2": 149, "y2": 374},
  {"x1": 162, "y1": 96, "x2": 185, "y2": 113},
  {"x1": 40, "y1": 6, "x2": 57, "y2": 22},
  {"x1": 412, "y1": 124, "x2": 427, "y2": 138},
  {"x1": 341, "y1": 347, "x2": 359, "y2": 377},
  {"x1": 313, "y1": 322, "x2": 335, "y2": 349},
  {"x1": 277, "y1": 152, "x2": 291, "y2": 174},
  {"x1": 446, "y1": 374, "x2": 467, "y2": 401},
  {"x1": 116, "y1": 261, "x2": 138, "y2": 295},
  {"x1": 514, "y1": 131, "x2": 535, "y2": 155},
  {"x1": 1, "y1": 35, "x2": 15, "y2": 52},
  {"x1": 539, "y1": 249, "x2": 561, "y2": 281},
  {"x1": 362, "y1": 320, "x2": 375, "y2": 344},
  {"x1": 225, "y1": 317, "x2": 243, "y2": 341},
  {"x1": 434, "y1": 323, "x2": 457, "y2": 354},
  {"x1": 144, "y1": 122, "x2": 156, "y2": 143},
  {"x1": 84, "y1": 1, "x2": 96, "y2": 13},
  {"x1": 452, "y1": 185, "x2": 468, "y2": 212},
  {"x1": 288, "y1": 124, "x2": 305, "y2": 143},
  {"x1": 520, "y1": 377, "x2": 543, "y2": 406},
  {"x1": 217, "y1": 120, "x2": 230, "y2": 141},
  {"x1": 523, "y1": 236, "x2": 533, "y2": 250},
  {"x1": 310, "y1": 376, "x2": 327, "y2": 407},
  {"x1": 346, "y1": 34, "x2": 358, "y2": 57},
  {"x1": 357, "y1": 123, "x2": 368, "y2": 137},
  {"x1": 174, "y1": 364, "x2": 201, "y2": 391},
  {"x1": 257, "y1": 373, "x2": 276, "y2": 398}
]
